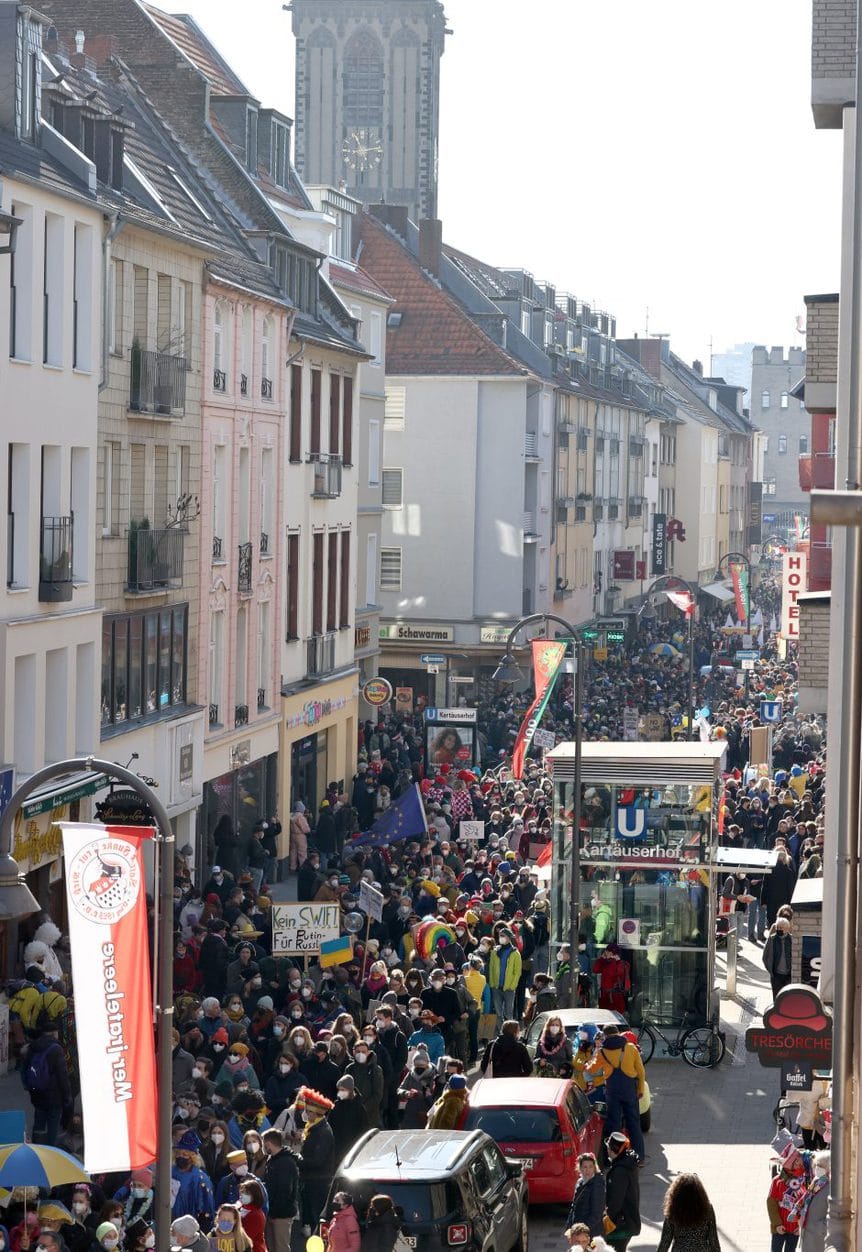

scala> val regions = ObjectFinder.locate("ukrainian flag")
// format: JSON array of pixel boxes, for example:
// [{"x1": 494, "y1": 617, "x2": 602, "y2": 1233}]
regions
[{"x1": 319, "y1": 933, "x2": 354, "y2": 968}]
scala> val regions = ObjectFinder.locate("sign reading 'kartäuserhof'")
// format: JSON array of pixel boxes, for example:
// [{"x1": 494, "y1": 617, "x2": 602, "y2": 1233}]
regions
[{"x1": 745, "y1": 984, "x2": 832, "y2": 1069}]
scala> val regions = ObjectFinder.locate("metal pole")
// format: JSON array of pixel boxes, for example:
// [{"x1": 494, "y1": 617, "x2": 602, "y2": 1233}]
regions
[
  {"x1": 825, "y1": 11, "x2": 862, "y2": 1245},
  {"x1": 687, "y1": 604, "x2": 696, "y2": 741},
  {"x1": 0, "y1": 756, "x2": 175, "y2": 1252},
  {"x1": 567, "y1": 643, "x2": 584, "y2": 1007}
]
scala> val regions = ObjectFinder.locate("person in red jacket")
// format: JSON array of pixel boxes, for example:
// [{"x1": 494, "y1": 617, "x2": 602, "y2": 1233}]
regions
[
  {"x1": 592, "y1": 944, "x2": 630, "y2": 1014},
  {"x1": 238, "y1": 1180, "x2": 266, "y2": 1252},
  {"x1": 767, "y1": 1143, "x2": 808, "y2": 1250}
]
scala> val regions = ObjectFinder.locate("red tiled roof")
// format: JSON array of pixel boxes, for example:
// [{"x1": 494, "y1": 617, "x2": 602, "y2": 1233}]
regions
[
  {"x1": 357, "y1": 214, "x2": 526, "y2": 377},
  {"x1": 329, "y1": 261, "x2": 393, "y2": 304},
  {"x1": 143, "y1": 4, "x2": 248, "y2": 97}
]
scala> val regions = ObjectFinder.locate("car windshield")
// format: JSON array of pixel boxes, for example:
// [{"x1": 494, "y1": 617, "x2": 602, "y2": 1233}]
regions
[
  {"x1": 463, "y1": 1107, "x2": 562, "y2": 1143},
  {"x1": 330, "y1": 1180, "x2": 460, "y2": 1225}
]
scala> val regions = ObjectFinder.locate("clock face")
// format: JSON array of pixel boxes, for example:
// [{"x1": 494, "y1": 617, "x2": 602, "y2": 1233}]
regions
[{"x1": 343, "y1": 128, "x2": 383, "y2": 173}]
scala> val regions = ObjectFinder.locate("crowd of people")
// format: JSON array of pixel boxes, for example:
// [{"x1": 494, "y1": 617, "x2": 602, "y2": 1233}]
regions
[{"x1": 1, "y1": 565, "x2": 834, "y2": 1252}]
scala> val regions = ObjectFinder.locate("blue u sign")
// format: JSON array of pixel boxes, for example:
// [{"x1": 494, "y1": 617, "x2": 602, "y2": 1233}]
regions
[{"x1": 616, "y1": 808, "x2": 646, "y2": 841}]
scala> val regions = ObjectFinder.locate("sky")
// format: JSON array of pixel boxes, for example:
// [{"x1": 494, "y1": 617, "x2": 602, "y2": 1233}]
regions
[{"x1": 163, "y1": 0, "x2": 843, "y2": 371}]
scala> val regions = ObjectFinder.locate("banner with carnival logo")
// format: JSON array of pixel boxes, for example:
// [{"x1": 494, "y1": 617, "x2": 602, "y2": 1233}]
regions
[
  {"x1": 512, "y1": 639, "x2": 567, "y2": 779},
  {"x1": 60, "y1": 823, "x2": 157, "y2": 1172}
]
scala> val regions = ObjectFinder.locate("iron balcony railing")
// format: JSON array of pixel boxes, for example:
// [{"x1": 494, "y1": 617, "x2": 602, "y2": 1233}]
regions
[
  {"x1": 129, "y1": 347, "x2": 188, "y2": 415},
  {"x1": 213, "y1": 368, "x2": 227, "y2": 392},
  {"x1": 39, "y1": 514, "x2": 74, "y2": 602},
  {"x1": 261, "y1": 377, "x2": 273, "y2": 400},
  {"x1": 127, "y1": 526, "x2": 184, "y2": 592},
  {"x1": 238, "y1": 541, "x2": 253, "y2": 594},
  {"x1": 311, "y1": 453, "x2": 343, "y2": 498},
  {"x1": 257, "y1": 687, "x2": 266, "y2": 711},
  {"x1": 209, "y1": 703, "x2": 219, "y2": 727},
  {"x1": 306, "y1": 632, "x2": 336, "y2": 677}
]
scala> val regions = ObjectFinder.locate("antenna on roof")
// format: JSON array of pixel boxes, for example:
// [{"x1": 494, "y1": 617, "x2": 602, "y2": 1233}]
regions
[{"x1": 394, "y1": 1140, "x2": 402, "y2": 1172}]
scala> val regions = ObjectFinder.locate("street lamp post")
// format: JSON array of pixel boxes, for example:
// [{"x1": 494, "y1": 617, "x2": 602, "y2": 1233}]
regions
[
  {"x1": 0, "y1": 757, "x2": 175, "y2": 1252},
  {"x1": 492, "y1": 611, "x2": 586, "y2": 1006},
  {"x1": 641, "y1": 575, "x2": 699, "y2": 741}
]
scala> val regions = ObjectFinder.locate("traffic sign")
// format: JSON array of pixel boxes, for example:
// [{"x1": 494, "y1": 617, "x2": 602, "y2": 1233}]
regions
[
  {"x1": 760, "y1": 699, "x2": 783, "y2": 724},
  {"x1": 419, "y1": 653, "x2": 447, "y2": 665},
  {"x1": 426, "y1": 665, "x2": 439, "y2": 674},
  {"x1": 735, "y1": 649, "x2": 760, "y2": 662}
]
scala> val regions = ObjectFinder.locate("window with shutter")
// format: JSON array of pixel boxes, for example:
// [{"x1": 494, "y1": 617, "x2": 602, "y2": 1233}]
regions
[
  {"x1": 384, "y1": 385, "x2": 406, "y2": 429},
  {"x1": 380, "y1": 547, "x2": 402, "y2": 590},
  {"x1": 382, "y1": 468, "x2": 403, "y2": 508}
]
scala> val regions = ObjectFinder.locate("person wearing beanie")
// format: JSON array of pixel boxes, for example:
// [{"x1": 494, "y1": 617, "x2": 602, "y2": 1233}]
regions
[
  {"x1": 604, "y1": 1132, "x2": 641, "y2": 1249},
  {"x1": 425, "y1": 1073, "x2": 469, "y2": 1130},
  {"x1": 298, "y1": 1042, "x2": 340, "y2": 1102},
  {"x1": 327, "y1": 1074, "x2": 369, "y2": 1160},
  {"x1": 397, "y1": 1046, "x2": 438, "y2": 1130},
  {"x1": 123, "y1": 1216, "x2": 154, "y2": 1252},
  {"x1": 172, "y1": 1130, "x2": 215, "y2": 1227},
  {"x1": 586, "y1": 1028, "x2": 645, "y2": 1165},
  {"x1": 171, "y1": 1215, "x2": 209, "y2": 1252},
  {"x1": 95, "y1": 1223, "x2": 120, "y2": 1252}
]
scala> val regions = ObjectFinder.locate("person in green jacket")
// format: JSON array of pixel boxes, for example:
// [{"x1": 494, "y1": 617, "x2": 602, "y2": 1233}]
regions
[
  {"x1": 488, "y1": 929, "x2": 522, "y2": 1021},
  {"x1": 591, "y1": 893, "x2": 615, "y2": 946}
]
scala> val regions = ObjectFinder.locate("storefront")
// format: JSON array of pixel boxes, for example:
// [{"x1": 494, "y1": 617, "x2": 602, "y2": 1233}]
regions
[
  {"x1": 201, "y1": 749, "x2": 279, "y2": 874},
  {"x1": 280, "y1": 673, "x2": 357, "y2": 857},
  {"x1": 546, "y1": 741, "x2": 727, "y2": 1027}
]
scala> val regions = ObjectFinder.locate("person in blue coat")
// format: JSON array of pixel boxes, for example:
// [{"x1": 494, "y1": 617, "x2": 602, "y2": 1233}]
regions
[
  {"x1": 171, "y1": 1131, "x2": 214, "y2": 1230},
  {"x1": 407, "y1": 1010, "x2": 446, "y2": 1064}
]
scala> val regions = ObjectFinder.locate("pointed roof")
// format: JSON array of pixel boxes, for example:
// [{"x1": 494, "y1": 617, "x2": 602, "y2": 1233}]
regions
[
  {"x1": 357, "y1": 213, "x2": 526, "y2": 377},
  {"x1": 142, "y1": 4, "x2": 249, "y2": 98}
]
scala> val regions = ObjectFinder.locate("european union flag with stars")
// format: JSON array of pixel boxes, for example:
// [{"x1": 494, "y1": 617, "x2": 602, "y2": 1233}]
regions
[{"x1": 352, "y1": 783, "x2": 428, "y2": 848}]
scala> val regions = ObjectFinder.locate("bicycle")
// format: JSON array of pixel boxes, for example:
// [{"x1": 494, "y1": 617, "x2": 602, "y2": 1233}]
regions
[{"x1": 635, "y1": 1006, "x2": 725, "y2": 1069}]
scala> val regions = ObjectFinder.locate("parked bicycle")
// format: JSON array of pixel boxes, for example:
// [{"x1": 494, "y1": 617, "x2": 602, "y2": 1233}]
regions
[{"x1": 635, "y1": 1003, "x2": 725, "y2": 1069}]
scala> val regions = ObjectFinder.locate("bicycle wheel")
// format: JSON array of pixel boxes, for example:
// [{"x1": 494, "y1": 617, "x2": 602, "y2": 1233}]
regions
[
  {"x1": 636, "y1": 1023, "x2": 656, "y2": 1064},
  {"x1": 681, "y1": 1026, "x2": 725, "y2": 1069}
]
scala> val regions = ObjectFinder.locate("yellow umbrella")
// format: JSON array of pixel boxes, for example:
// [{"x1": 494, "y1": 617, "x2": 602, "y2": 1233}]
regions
[{"x1": 0, "y1": 1143, "x2": 89, "y2": 1189}]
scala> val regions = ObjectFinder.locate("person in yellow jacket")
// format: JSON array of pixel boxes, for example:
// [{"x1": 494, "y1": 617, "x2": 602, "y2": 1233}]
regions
[
  {"x1": 585, "y1": 1025, "x2": 645, "y2": 1164},
  {"x1": 487, "y1": 929, "x2": 522, "y2": 1021}
]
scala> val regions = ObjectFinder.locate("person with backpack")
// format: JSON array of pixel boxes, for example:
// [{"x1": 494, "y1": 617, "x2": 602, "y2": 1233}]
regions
[{"x1": 22, "y1": 1012, "x2": 71, "y2": 1145}]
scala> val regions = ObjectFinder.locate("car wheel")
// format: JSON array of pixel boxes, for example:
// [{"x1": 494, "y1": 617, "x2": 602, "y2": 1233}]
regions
[
  {"x1": 514, "y1": 1205, "x2": 528, "y2": 1252},
  {"x1": 640, "y1": 1107, "x2": 651, "y2": 1133}
]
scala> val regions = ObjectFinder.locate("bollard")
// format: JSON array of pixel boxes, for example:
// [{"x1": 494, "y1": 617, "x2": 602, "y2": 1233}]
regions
[{"x1": 726, "y1": 931, "x2": 738, "y2": 998}]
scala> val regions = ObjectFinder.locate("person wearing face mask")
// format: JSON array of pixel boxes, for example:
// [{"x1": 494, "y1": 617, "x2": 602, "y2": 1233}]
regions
[
  {"x1": 214, "y1": 1149, "x2": 268, "y2": 1212},
  {"x1": 258, "y1": 1130, "x2": 300, "y2": 1252},
  {"x1": 113, "y1": 1168, "x2": 155, "y2": 1227},
  {"x1": 236, "y1": 1179, "x2": 266, "y2": 1252},
  {"x1": 62, "y1": 1186, "x2": 97, "y2": 1252},
  {"x1": 173, "y1": 1027, "x2": 197, "y2": 1089},
  {"x1": 94, "y1": 1225, "x2": 119, "y2": 1252},
  {"x1": 264, "y1": 1052, "x2": 303, "y2": 1118},
  {"x1": 202, "y1": 1120, "x2": 232, "y2": 1185},
  {"x1": 172, "y1": 1132, "x2": 215, "y2": 1228},
  {"x1": 214, "y1": 1043, "x2": 259, "y2": 1091},
  {"x1": 199, "y1": 920, "x2": 232, "y2": 998},
  {"x1": 314, "y1": 869, "x2": 342, "y2": 904},
  {"x1": 171, "y1": 1215, "x2": 210, "y2": 1252},
  {"x1": 396, "y1": 1045, "x2": 437, "y2": 1129},
  {"x1": 344, "y1": 1041, "x2": 384, "y2": 1128},
  {"x1": 325, "y1": 1193, "x2": 360, "y2": 1252},
  {"x1": 241, "y1": 1130, "x2": 266, "y2": 1179},
  {"x1": 210, "y1": 1204, "x2": 251, "y2": 1252},
  {"x1": 487, "y1": 928, "x2": 522, "y2": 1023},
  {"x1": 535, "y1": 1014, "x2": 573, "y2": 1075},
  {"x1": 326, "y1": 1074, "x2": 370, "y2": 1159},
  {"x1": 420, "y1": 969, "x2": 461, "y2": 1050}
]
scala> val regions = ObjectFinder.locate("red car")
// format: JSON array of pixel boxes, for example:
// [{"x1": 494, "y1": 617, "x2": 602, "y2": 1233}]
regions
[{"x1": 459, "y1": 1077, "x2": 604, "y2": 1205}]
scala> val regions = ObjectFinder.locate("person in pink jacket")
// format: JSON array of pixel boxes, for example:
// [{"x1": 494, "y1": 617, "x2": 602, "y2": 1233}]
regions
[{"x1": 325, "y1": 1193, "x2": 361, "y2": 1252}]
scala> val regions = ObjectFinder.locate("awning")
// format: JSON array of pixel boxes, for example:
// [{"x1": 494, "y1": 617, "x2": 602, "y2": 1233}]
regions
[
  {"x1": 21, "y1": 771, "x2": 109, "y2": 818},
  {"x1": 700, "y1": 581, "x2": 735, "y2": 603}
]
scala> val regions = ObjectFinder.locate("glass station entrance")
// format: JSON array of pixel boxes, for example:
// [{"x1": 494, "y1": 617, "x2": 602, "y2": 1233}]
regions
[{"x1": 546, "y1": 741, "x2": 728, "y2": 1026}]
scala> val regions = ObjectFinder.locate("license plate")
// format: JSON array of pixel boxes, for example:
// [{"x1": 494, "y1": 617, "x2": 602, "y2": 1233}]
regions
[
  {"x1": 511, "y1": 1158, "x2": 535, "y2": 1171},
  {"x1": 401, "y1": 1238, "x2": 417, "y2": 1248}
]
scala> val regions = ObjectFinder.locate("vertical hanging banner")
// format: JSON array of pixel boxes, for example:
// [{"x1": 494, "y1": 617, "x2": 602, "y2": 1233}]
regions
[
  {"x1": 728, "y1": 558, "x2": 750, "y2": 627},
  {"x1": 511, "y1": 639, "x2": 566, "y2": 778},
  {"x1": 60, "y1": 823, "x2": 157, "y2": 1173}
]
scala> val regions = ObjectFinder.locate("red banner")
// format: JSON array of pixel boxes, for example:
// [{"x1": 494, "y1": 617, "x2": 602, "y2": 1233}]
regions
[
  {"x1": 61, "y1": 823, "x2": 157, "y2": 1172},
  {"x1": 511, "y1": 639, "x2": 566, "y2": 779}
]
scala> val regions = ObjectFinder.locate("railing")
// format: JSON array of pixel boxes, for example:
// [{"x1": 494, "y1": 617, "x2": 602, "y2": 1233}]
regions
[
  {"x1": 307, "y1": 632, "x2": 336, "y2": 677},
  {"x1": 257, "y1": 687, "x2": 266, "y2": 711},
  {"x1": 311, "y1": 453, "x2": 343, "y2": 498},
  {"x1": 523, "y1": 511, "x2": 539, "y2": 537},
  {"x1": 213, "y1": 368, "x2": 227, "y2": 392},
  {"x1": 6, "y1": 511, "x2": 14, "y2": 587},
  {"x1": 524, "y1": 432, "x2": 540, "y2": 459},
  {"x1": 127, "y1": 526, "x2": 184, "y2": 592},
  {"x1": 240, "y1": 373, "x2": 248, "y2": 397},
  {"x1": 129, "y1": 347, "x2": 188, "y2": 415},
  {"x1": 799, "y1": 453, "x2": 835, "y2": 491},
  {"x1": 212, "y1": 535, "x2": 223, "y2": 561},
  {"x1": 209, "y1": 703, "x2": 219, "y2": 727},
  {"x1": 234, "y1": 704, "x2": 249, "y2": 728},
  {"x1": 261, "y1": 377, "x2": 273, "y2": 400},
  {"x1": 260, "y1": 532, "x2": 270, "y2": 556},
  {"x1": 38, "y1": 514, "x2": 74, "y2": 602},
  {"x1": 237, "y1": 541, "x2": 253, "y2": 594}
]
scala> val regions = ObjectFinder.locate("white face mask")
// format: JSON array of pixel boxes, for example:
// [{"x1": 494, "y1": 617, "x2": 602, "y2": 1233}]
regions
[
  {"x1": 302, "y1": 988, "x2": 313, "y2": 999},
  {"x1": 103, "y1": 1241, "x2": 118, "y2": 1250},
  {"x1": 73, "y1": 1204, "x2": 88, "y2": 1216},
  {"x1": 144, "y1": 1237, "x2": 156, "y2": 1249},
  {"x1": 548, "y1": 1026, "x2": 560, "y2": 1036},
  {"x1": 191, "y1": 1067, "x2": 202, "y2": 1079},
  {"x1": 337, "y1": 1089, "x2": 351, "y2": 1100},
  {"x1": 213, "y1": 1043, "x2": 225, "y2": 1052},
  {"x1": 233, "y1": 1164, "x2": 249, "y2": 1177},
  {"x1": 279, "y1": 1063, "x2": 292, "y2": 1074},
  {"x1": 239, "y1": 1193, "x2": 252, "y2": 1206},
  {"x1": 354, "y1": 1052, "x2": 368, "y2": 1064},
  {"x1": 211, "y1": 1132, "x2": 225, "y2": 1145}
]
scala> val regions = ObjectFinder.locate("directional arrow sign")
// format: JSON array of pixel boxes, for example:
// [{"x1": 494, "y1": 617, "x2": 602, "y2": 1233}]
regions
[{"x1": 419, "y1": 653, "x2": 447, "y2": 665}]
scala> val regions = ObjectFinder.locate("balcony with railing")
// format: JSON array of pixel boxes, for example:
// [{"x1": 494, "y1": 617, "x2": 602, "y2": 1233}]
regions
[
  {"x1": 307, "y1": 632, "x2": 336, "y2": 677},
  {"x1": 799, "y1": 452, "x2": 835, "y2": 491},
  {"x1": 213, "y1": 368, "x2": 227, "y2": 392},
  {"x1": 127, "y1": 525, "x2": 184, "y2": 592},
  {"x1": 311, "y1": 453, "x2": 343, "y2": 498},
  {"x1": 129, "y1": 347, "x2": 187, "y2": 415},
  {"x1": 810, "y1": 541, "x2": 833, "y2": 590},
  {"x1": 237, "y1": 541, "x2": 253, "y2": 594},
  {"x1": 39, "y1": 514, "x2": 74, "y2": 602},
  {"x1": 523, "y1": 511, "x2": 539, "y2": 540},
  {"x1": 524, "y1": 432, "x2": 540, "y2": 461}
]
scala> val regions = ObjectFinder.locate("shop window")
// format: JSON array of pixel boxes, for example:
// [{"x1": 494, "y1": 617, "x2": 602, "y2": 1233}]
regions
[{"x1": 101, "y1": 603, "x2": 188, "y2": 730}]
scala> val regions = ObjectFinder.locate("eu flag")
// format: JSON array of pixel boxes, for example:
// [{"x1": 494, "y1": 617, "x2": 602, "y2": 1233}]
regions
[{"x1": 352, "y1": 783, "x2": 428, "y2": 848}]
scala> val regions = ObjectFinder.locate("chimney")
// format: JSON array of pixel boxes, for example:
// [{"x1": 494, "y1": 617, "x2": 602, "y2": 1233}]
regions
[
  {"x1": 419, "y1": 217, "x2": 443, "y2": 277},
  {"x1": 85, "y1": 34, "x2": 119, "y2": 64},
  {"x1": 369, "y1": 202, "x2": 409, "y2": 239},
  {"x1": 692, "y1": 359, "x2": 703, "y2": 376}
]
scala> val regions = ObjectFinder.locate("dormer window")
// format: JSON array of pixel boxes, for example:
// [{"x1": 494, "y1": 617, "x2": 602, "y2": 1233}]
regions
[
  {"x1": 18, "y1": 16, "x2": 40, "y2": 141},
  {"x1": 272, "y1": 120, "x2": 289, "y2": 189}
]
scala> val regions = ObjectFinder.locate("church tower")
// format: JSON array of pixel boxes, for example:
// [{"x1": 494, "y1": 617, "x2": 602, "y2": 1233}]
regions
[{"x1": 291, "y1": 0, "x2": 448, "y2": 224}]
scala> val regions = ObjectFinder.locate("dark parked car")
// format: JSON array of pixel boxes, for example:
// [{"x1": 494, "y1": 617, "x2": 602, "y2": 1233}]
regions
[{"x1": 327, "y1": 1129, "x2": 528, "y2": 1252}]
